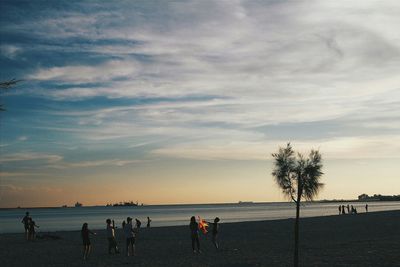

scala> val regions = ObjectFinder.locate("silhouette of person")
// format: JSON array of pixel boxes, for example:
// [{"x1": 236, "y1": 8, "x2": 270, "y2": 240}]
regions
[
  {"x1": 338, "y1": 205, "x2": 341, "y2": 215},
  {"x1": 135, "y1": 218, "x2": 141, "y2": 229},
  {"x1": 21, "y1": 212, "x2": 31, "y2": 240},
  {"x1": 190, "y1": 216, "x2": 201, "y2": 253},
  {"x1": 208, "y1": 217, "x2": 220, "y2": 250},
  {"x1": 346, "y1": 204, "x2": 350, "y2": 214},
  {"x1": 106, "y1": 219, "x2": 119, "y2": 254},
  {"x1": 28, "y1": 218, "x2": 39, "y2": 241},
  {"x1": 123, "y1": 217, "x2": 136, "y2": 256},
  {"x1": 147, "y1": 217, "x2": 151, "y2": 228},
  {"x1": 341, "y1": 205, "x2": 346, "y2": 214},
  {"x1": 365, "y1": 204, "x2": 368, "y2": 213},
  {"x1": 81, "y1": 223, "x2": 96, "y2": 260}
]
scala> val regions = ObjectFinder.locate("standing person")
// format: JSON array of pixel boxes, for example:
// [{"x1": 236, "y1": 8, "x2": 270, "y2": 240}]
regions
[
  {"x1": 123, "y1": 217, "x2": 136, "y2": 256},
  {"x1": 21, "y1": 212, "x2": 31, "y2": 240},
  {"x1": 146, "y1": 217, "x2": 151, "y2": 228},
  {"x1": 135, "y1": 218, "x2": 141, "y2": 230},
  {"x1": 338, "y1": 205, "x2": 341, "y2": 215},
  {"x1": 341, "y1": 205, "x2": 346, "y2": 214},
  {"x1": 81, "y1": 223, "x2": 96, "y2": 260},
  {"x1": 209, "y1": 217, "x2": 220, "y2": 250},
  {"x1": 28, "y1": 218, "x2": 39, "y2": 241},
  {"x1": 346, "y1": 204, "x2": 350, "y2": 214},
  {"x1": 365, "y1": 204, "x2": 368, "y2": 213},
  {"x1": 190, "y1": 216, "x2": 201, "y2": 253},
  {"x1": 106, "y1": 219, "x2": 119, "y2": 254}
]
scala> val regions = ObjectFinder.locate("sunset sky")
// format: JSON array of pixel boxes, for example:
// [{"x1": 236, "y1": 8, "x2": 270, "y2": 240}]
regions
[{"x1": 1, "y1": 1, "x2": 399, "y2": 208}]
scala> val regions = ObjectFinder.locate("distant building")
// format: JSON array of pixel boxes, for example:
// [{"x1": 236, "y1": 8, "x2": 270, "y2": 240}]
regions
[{"x1": 75, "y1": 202, "x2": 83, "y2": 207}]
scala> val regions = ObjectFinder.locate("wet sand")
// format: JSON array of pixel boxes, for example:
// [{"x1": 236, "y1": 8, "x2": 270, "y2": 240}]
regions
[{"x1": 1, "y1": 210, "x2": 399, "y2": 267}]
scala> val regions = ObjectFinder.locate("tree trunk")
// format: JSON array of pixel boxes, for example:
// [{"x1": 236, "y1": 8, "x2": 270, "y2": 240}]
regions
[{"x1": 294, "y1": 200, "x2": 300, "y2": 267}]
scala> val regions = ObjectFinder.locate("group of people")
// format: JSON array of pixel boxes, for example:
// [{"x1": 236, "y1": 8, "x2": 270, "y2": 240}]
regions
[
  {"x1": 190, "y1": 216, "x2": 220, "y2": 253},
  {"x1": 338, "y1": 204, "x2": 368, "y2": 215},
  {"x1": 81, "y1": 216, "x2": 150, "y2": 260},
  {"x1": 79, "y1": 215, "x2": 220, "y2": 260},
  {"x1": 21, "y1": 212, "x2": 40, "y2": 241}
]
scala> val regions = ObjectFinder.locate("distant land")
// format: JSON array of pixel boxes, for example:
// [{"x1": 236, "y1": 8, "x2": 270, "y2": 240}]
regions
[{"x1": 1, "y1": 195, "x2": 399, "y2": 210}]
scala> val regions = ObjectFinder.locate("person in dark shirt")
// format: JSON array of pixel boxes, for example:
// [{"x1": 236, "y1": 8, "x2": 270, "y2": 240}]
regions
[
  {"x1": 21, "y1": 212, "x2": 31, "y2": 240},
  {"x1": 81, "y1": 223, "x2": 96, "y2": 260},
  {"x1": 190, "y1": 216, "x2": 201, "y2": 253},
  {"x1": 28, "y1": 218, "x2": 39, "y2": 241},
  {"x1": 146, "y1": 217, "x2": 151, "y2": 228},
  {"x1": 210, "y1": 217, "x2": 220, "y2": 250},
  {"x1": 135, "y1": 218, "x2": 141, "y2": 230}
]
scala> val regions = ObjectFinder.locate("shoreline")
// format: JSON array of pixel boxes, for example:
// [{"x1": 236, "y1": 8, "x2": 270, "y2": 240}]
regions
[
  {"x1": 1, "y1": 210, "x2": 399, "y2": 266},
  {"x1": 2, "y1": 207, "x2": 399, "y2": 235}
]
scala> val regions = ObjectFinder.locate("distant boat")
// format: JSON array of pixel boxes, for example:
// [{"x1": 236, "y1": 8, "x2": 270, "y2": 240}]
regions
[
  {"x1": 74, "y1": 202, "x2": 83, "y2": 207},
  {"x1": 238, "y1": 201, "x2": 254, "y2": 204}
]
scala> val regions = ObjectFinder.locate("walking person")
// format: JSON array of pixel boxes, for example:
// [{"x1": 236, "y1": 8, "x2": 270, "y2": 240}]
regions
[
  {"x1": 81, "y1": 223, "x2": 96, "y2": 260},
  {"x1": 146, "y1": 216, "x2": 151, "y2": 228},
  {"x1": 123, "y1": 217, "x2": 136, "y2": 256},
  {"x1": 365, "y1": 204, "x2": 368, "y2": 213},
  {"x1": 190, "y1": 216, "x2": 201, "y2": 253},
  {"x1": 106, "y1": 219, "x2": 119, "y2": 254},
  {"x1": 21, "y1": 212, "x2": 31, "y2": 240}
]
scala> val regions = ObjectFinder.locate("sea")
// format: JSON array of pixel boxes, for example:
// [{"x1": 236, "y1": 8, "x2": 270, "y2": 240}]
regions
[{"x1": 1, "y1": 201, "x2": 399, "y2": 234}]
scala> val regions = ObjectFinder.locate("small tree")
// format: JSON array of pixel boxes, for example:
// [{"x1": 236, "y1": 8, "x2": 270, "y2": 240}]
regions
[{"x1": 272, "y1": 143, "x2": 324, "y2": 267}]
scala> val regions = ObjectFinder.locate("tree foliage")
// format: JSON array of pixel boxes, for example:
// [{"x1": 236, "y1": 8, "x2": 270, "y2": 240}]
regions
[{"x1": 272, "y1": 143, "x2": 324, "y2": 203}]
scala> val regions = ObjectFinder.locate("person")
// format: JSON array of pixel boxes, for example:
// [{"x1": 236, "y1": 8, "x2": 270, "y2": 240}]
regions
[
  {"x1": 135, "y1": 218, "x2": 141, "y2": 229},
  {"x1": 147, "y1": 216, "x2": 151, "y2": 228},
  {"x1": 365, "y1": 204, "x2": 368, "y2": 213},
  {"x1": 21, "y1": 212, "x2": 31, "y2": 240},
  {"x1": 338, "y1": 205, "x2": 341, "y2": 215},
  {"x1": 351, "y1": 205, "x2": 355, "y2": 214},
  {"x1": 81, "y1": 223, "x2": 96, "y2": 260},
  {"x1": 190, "y1": 216, "x2": 201, "y2": 253},
  {"x1": 28, "y1": 218, "x2": 39, "y2": 241},
  {"x1": 209, "y1": 217, "x2": 220, "y2": 250},
  {"x1": 106, "y1": 219, "x2": 119, "y2": 254},
  {"x1": 346, "y1": 204, "x2": 350, "y2": 214},
  {"x1": 123, "y1": 217, "x2": 136, "y2": 256},
  {"x1": 341, "y1": 205, "x2": 346, "y2": 214}
]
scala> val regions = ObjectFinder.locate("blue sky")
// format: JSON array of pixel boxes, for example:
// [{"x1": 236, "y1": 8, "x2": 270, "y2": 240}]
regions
[{"x1": 1, "y1": 1, "x2": 399, "y2": 207}]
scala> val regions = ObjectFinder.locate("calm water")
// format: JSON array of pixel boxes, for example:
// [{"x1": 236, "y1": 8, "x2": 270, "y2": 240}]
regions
[{"x1": 1, "y1": 201, "x2": 399, "y2": 234}]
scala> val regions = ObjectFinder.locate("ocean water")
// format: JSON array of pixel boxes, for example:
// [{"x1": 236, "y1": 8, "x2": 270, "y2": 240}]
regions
[{"x1": 1, "y1": 201, "x2": 399, "y2": 234}]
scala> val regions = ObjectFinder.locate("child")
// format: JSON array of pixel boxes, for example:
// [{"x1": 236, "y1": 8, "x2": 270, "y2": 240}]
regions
[
  {"x1": 210, "y1": 217, "x2": 220, "y2": 250},
  {"x1": 123, "y1": 217, "x2": 136, "y2": 256},
  {"x1": 189, "y1": 216, "x2": 201, "y2": 253},
  {"x1": 81, "y1": 223, "x2": 96, "y2": 260},
  {"x1": 106, "y1": 219, "x2": 119, "y2": 254},
  {"x1": 28, "y1": 218, "x2": 39, "y2": 241}
]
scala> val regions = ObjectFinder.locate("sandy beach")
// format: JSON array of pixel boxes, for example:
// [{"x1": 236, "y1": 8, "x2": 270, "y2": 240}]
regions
[{"x1": 1, "y1": 210, "x2": 399, "y2": 267}]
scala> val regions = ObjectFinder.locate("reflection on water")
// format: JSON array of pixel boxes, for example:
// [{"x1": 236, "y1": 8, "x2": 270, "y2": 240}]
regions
[{"x1": 1, "y1": 201, "x2": 399, "y2": 233}]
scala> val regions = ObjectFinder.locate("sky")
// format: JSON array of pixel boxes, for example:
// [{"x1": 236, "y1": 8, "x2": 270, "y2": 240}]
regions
[{"x1": 0, "y1": 0, "x2": 399, "y2": 208}]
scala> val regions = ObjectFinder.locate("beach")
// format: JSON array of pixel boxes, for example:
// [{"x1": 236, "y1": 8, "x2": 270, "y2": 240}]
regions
[{"x1": 1, "y1": 210, "x2": 399, "y2": 267}]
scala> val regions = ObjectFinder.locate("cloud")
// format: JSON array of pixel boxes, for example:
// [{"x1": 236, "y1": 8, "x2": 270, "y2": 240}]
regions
[
  {"x1": 29, "y1": 60, "x2": 140, "y2": 84},
  {"x1": 0, "y1": 45, "x2": 21, "y2": 59},
  {"x1": 0, "y1": 153, "x2": 63, "y2": 163}
]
